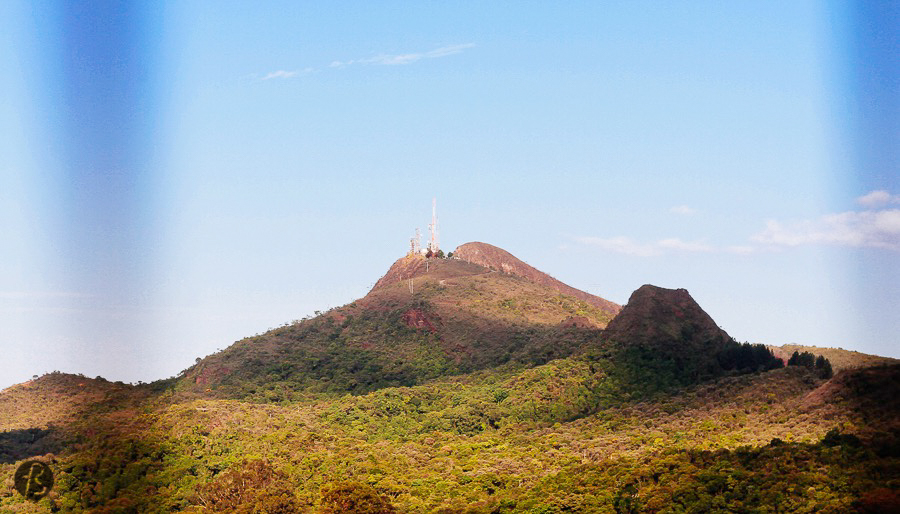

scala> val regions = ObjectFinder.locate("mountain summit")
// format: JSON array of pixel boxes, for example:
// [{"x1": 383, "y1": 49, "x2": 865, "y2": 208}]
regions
[{"x1": 371, "y1": 242, "x2": 620, "y2": 316}]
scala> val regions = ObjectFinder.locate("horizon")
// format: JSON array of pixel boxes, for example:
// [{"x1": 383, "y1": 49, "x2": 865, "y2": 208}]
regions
[{"x1": 1, "y1": 1, "x2": 897, "y2": 389}]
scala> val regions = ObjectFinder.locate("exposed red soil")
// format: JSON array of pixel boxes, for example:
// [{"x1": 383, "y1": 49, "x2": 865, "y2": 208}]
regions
[
  {"x1": 194, "y1": 365, "x2": 231, "y2": 386},
  {"x1": 403, "y1": 308, "x2": 439, "y2": 332}
]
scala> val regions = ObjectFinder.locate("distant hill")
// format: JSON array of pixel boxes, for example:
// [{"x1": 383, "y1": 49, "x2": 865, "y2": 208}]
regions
[
  {"x1": 178, "y1": 245, "x2": 620, "y2": 399},
  {"x1": 771, "y1": 344, "x2": 899, "y2": 371},
  {"x1": 0, "y1": 373, "x2": 144, "y2": 432},
  {"x1": 0, "y1": 373, "x2": 147, "y2": 465}
]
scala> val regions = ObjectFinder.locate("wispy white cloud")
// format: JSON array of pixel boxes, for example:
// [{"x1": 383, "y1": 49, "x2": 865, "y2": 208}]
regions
[
  {"x1": 577, "y1": 191, "x2": 900, "y2": 257},
  {"x1": 670, "y1": 205, "x2": 697, "y2": 216},
  {"x1": 425, "y1": 43, "x2": 476, "y2": 58},
  {"x1": 259, "y1": 44, "x2": 474, "y2": 80},
  {"x1": 658, "y1": 238, "x2": 713, "y2": 253},
  {"x1": 321, "y1": 43, "x2": 476, "y2": 70},
  {"x1": 262, "y1": 70, "x2": 299, "y2": 80},
  {"x1": 575, "y1": 236, "x2": 721, "y2": 257},
  {"x1": 752, "y1": 209, "x2": 900, "y2": 250},
  {"x1": 362, "y1": 43, "x2": 476, "y2": 66},
  {"x1": 751, "y1": 191, "x2": 900, "y2": 250},
  {"x1": 575, "y1": 236, "x2": 658, "y2": 257},
  {"x1": 858, "y1": 190, "x2": 900, "y2": 208},
  {"x1": 259, "y1": 68, "x2": 315, "y2": 81}
]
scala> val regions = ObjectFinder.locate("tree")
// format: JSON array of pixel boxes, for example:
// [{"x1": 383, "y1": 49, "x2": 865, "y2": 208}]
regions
[
  {"x1": 788, "y1": 351, "x2": 800, "y2": 366},
  {"x1": 815, "y1": 355, "x2": 833, "y2": 379},
  {"x1": 787, "y1": 351, "x2": 832, "y2": 379},
  {"x1": 196, "y1": 459, "x2": 299, "y2": 513},
  {"x1": 318, "y1": 481, "x2": 396, "y2": 513}
]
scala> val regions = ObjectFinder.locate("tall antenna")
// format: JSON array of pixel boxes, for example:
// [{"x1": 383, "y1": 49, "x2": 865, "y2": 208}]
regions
[{"x1": 428, "y1": 197, "x2": 439, "y2": 254}]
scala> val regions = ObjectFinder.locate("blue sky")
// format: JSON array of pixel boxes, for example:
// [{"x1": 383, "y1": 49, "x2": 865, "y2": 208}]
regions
[{"x1": 1, "y1": 1, "x2": 897, "y2": 389}]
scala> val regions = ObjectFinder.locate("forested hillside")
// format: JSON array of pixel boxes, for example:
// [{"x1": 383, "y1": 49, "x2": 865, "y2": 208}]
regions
[{"x1": 1, "y1": 248, "x2": 897, "y2": 512}]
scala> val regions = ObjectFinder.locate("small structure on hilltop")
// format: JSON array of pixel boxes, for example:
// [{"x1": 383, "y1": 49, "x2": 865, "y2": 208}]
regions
[{"x1": 409, "y1": 227, "x2": 421, "y2": 256}]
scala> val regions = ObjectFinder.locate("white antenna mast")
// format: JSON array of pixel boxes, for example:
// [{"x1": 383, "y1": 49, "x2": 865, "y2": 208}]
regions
[{"x1": 428, "y1": 197, "x2": 439, "y2": 254}]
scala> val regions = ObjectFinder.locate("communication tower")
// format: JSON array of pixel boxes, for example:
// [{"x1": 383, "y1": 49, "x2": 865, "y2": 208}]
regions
[{"x1": 427, "y1": 198, "x2": 439, "y2": 254}]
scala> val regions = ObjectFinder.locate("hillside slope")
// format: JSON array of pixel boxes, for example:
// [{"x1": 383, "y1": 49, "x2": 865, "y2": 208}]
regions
[
  {"x1": 179, "y1": 248, "x2": 619, "y2": 399},
  {"x1": 0, "y1": 373, "x2": 148, "y2": 465},
  {"x1": 2, "y1": 356, "x2": 897, "y2": 511},
  {"x1": 452, "y1": 242, "x2": 621, "y2": 314},
  {"x1": 771, "y1": 344, "x2": 899, "y2": 371}
]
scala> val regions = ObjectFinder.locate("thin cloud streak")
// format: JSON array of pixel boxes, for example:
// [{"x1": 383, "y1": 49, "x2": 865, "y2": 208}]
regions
[
  {"x1": 259, "y1": 68, "x2": 316, "y2": 81},
  {"x1": 282, "y1": 43, "x2": 476, "y2": 74},
  {"x1": 261, "y1": 70, "x2": 299, "y2": 80},
  {"x1": 364, "y1": 43, "x2": 476, "y2": 65},
  {"x1": 575, "y1": 236, "x2": 723, "y2": 257}
]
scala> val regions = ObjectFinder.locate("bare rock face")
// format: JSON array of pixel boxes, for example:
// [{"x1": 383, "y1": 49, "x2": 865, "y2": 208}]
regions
[{"x1": 453, "y1": 242, "x2": 620, "y2": 315}]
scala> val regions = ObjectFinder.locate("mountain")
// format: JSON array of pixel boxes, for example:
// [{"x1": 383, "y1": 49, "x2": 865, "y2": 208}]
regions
[
  {"x1": 178, "y1": 245, "x2": 619, "y2": 399},
  {"x1": 1, "y1": 244, "x2": 898, "y2": 512}
]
